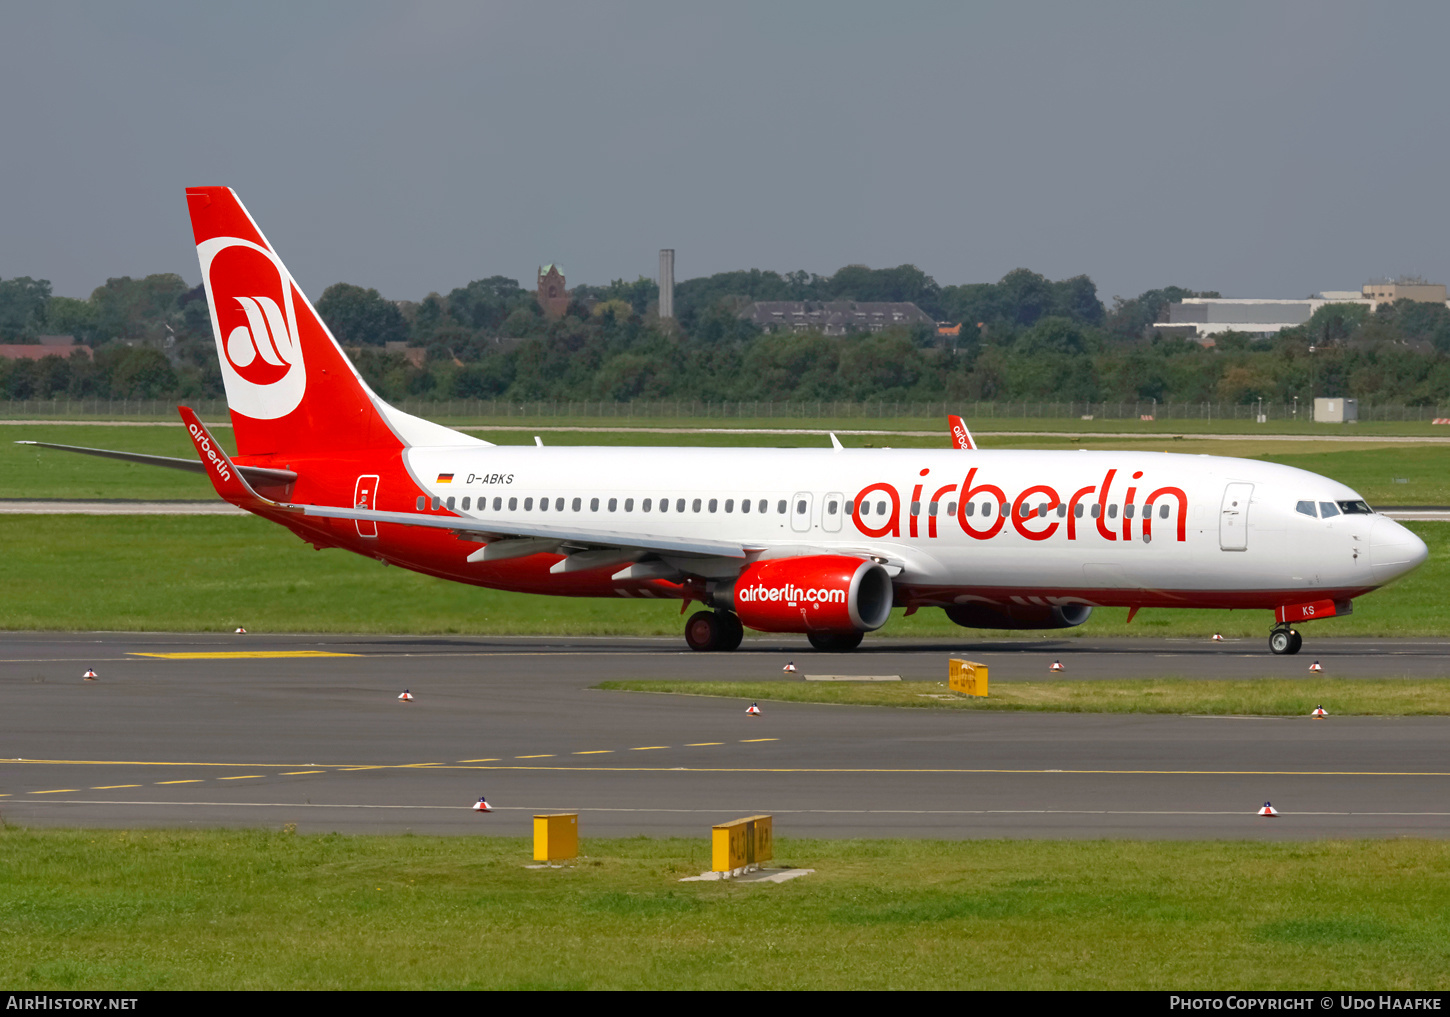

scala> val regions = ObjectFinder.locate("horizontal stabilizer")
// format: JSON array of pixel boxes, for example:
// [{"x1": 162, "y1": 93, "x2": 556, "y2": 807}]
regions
[{"x1": 15, "y1": 440, "x2": 297, "y2": 487}]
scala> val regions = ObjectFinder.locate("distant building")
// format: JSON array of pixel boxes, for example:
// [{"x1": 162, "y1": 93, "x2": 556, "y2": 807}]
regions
[
  {"x1": 1157, "y1": 277, "x2": 1450, "y2": 342},
  {"x1": 741, "y1": 301, "x2": 934, "y2": 335},
  {"x1": 0, "y1": 337, "x2": 91, "y2": 361},
  {"x1": 537, "y1": 264, "x2": 569, "y2": 319},
  {"x1": 1362, "y1": 278, "x2": 1447, "y2": 303}
]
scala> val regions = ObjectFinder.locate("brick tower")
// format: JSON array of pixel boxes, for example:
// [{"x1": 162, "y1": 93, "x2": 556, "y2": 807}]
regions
[{"x1": 537, "y1": 264, "x2": 569, "y2": 319}]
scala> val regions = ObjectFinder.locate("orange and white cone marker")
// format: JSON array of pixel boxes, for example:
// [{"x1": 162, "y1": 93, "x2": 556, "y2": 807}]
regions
[
  {"x1": 235, "y1": 627, "x2": 247, "y2": 634},
  {"x1": 782, "y1": 661, "x2": 797, "y2": 674},
  {"x1": 1212, "y1": 633, "x2": 1225, "y2": 642},
  {"x1": 1312, "y1": 705, "x2": 1328, "y2": 718},
  {"x1": 1257, "y1": 801, "x2": 1279, "y2": 817},
  {"x1": 1308, "y1": 661, "x2": 1323, "y2": 673},
  {"x1": 746, "y1": 702, "x2": 761, "y2": 716},
  {"x1": 82, "y1": 668, "x2": 98, "y2": 681},
  {"x1": 1049, "y1": 660, "x2": 1065, "y2": 672},
  {"x1": 398, "y1": 690, "x2": 413, "y2": 702},
  {"x1": 473, "y1": 796, "x2": 492, "y2": 813}
]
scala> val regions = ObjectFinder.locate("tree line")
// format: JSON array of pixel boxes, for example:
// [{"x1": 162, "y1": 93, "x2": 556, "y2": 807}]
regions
[{"x1": 3, "y1": 266, "x2": 1450, "y2": 406}]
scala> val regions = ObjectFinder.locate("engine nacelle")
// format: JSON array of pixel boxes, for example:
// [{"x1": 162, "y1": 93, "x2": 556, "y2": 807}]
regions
[
  {"x1": 945, "y1": 602, "x2": 1093, "y2": 630},
  {"x1": 724, "y1": 556, "x2": 894, "y2": 634}
]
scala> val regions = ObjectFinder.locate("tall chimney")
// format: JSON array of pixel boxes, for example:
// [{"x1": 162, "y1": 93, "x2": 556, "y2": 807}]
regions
[{"x1": 658, "y1": 249, "x2": 675, "y2": 319}]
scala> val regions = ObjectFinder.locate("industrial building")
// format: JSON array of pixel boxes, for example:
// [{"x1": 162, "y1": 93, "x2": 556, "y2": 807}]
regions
[{"x1": 1156, "y1": 278, "x2": 1449, "y2": 342}]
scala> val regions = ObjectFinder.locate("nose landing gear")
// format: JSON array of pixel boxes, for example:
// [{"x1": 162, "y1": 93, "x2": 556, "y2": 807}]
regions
[{"x1": 1269, "y1": 626, "x2": 1302, "y2": 655}]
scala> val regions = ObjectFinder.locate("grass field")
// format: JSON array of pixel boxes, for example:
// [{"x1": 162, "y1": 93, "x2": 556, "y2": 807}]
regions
[
  {"x1": 5, "y1": 421, "x2": 1450, "y2": 504},
  {"x1": 1, "y1": 829, "x2": 1446, "y2": 989},
  {"x1": 598, "y1": 678, "x2": 1450, "y2": 715},
  {"x1": 0, "y1": 515, "x2": 1444, "y2": 637}
]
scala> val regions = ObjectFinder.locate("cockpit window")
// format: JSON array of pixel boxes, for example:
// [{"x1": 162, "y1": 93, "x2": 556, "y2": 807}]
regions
[
  {"x1": 1337, "y1": 500, "x2": 1373, "y2": 515},
  {"x1": 1319, "y1": 501, "x2": 1340, "y2": 518},
  {"x1": 1295, "y1": 501, "x2": 1317, "y2": 517}
]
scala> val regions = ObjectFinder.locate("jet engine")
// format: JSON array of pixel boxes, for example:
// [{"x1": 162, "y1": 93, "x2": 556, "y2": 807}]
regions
[
  {"x1": 722, "y1": 556, "x2": 894, "y2": 634},
  {"x1": 945, "y1": 602, "x2": 1093, "y2": 630}
]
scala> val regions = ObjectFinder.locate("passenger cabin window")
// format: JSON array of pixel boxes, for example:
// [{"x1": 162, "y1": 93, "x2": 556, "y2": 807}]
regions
[
  {"x1": 643, "y1": 498, "x2": 652, "y2": 511},
  {"x1": 1319, "y1": 501, "x2": 1340, "y2": 518},
  {"x1": 826, "y1": 499, "x2": 838, "y2": 515},
  {"x1": 416, "y1": 495, "x2": 425, "y2": 511},
  {"x1": 1074, "y1": 504, "x2": 1083, "y2": 518},
  {"x1": 461, "y1": 497, "x2": 470, "y2": 510},
  {"x1": 759, "y1": 499, "x2": 768, "y2": 513},
  {"x1": 1107, "y1": 505, "x2": 1118, "y2": 519},
  {"x1": 607, "y1": 498, "x2": 616, "y2": 512},
  {"x1": 947, "y1": 502, "x2": 957, "y2": 516},
  {"x1": 981, "y1": 502, "x2": 993, "y2": 518},
  {"x1": 1296, "y1": 501, "x2": 1317, "y2": 517},
  {"x1": 431, "y1": 495, "x2": 441, "y2": 510},
  {"x1": 844, "y1": 501, "x2": 853, "y2": 515},
  {"x1": 677, "y1": 499, "x2": 686, "y2": 512},
  {"x1": 910, "y1": 501, "x2": 921, "y2": 516},
  {"x1": 509, "y1": 497, "x2": 518, "y2": 510},
  {"x1": 540, "y1": 498, "x2": 548, "y2": 511},
  {"x1": 524, "y1": 497, "x2": 533, "y2": 510},
  {"x1": 1158, "y1": 503, "x2": 1169, "y2": 519},
  {"x1": 796, "y1": 499, "x2": 807, "y2": 515},
  {"x1": 572, "y1": 497, "x2": 582, "y2": 511},
  {"x1": 446, "y1": 496, "x2": 455, "y2": 510},
  {"x1": 777, "y1": 500, "x2": 787, "y2": 514},
  {"x1": 692, "y1": 498, "x2": 702, "y2": 512},
  {"x1": 740, "y1": 499, "x2": 750, "y2": 513},
  {"x1": 555, "y1": 498, "x2": 564, "y2": 511},
  {"x1": 964, "y1": 502, "x2": 975, "y2": 517},
  {"x1": 725, "y1": 499, "x2": 734, "y2": 513},
  {"x1": 624, "y1": 498, "x2": 633, "y2": 511},
  {"x1": 1124, "y1": 505, "x2": 1134, "y2": 519},
  {"x1": 658, "y1": 498, "x2": 667, "y2": 513},
  {"x1": 590, "y1": 497, "x2": 599, "y2": 511},
  {"x1": 708, "y1": 499, "x2": 718, "y2": 512}
]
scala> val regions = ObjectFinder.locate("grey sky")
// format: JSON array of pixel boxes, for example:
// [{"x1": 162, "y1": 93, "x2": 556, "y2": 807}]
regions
[{"x1": 2, "y1": 2, "x2": 1447, "y2": 306}]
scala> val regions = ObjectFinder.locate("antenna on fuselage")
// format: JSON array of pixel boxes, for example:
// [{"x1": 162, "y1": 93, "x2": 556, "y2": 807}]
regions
[{"x1": 829, "y1": 433, "x2": 843, "y2": 451}]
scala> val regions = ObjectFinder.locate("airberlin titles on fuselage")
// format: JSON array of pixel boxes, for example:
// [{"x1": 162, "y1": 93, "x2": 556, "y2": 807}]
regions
[
  {"x1": 432, "y1": 463, "x2": 1187, "y2": 546},
  {"x1": 851, "y1": 466, "x2": 1185, "y2": 543}
]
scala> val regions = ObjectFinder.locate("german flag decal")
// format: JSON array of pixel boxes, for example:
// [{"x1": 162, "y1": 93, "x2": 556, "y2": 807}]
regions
[{"x1": 436, "y1": 473, "x2": 454, "y2": 484}]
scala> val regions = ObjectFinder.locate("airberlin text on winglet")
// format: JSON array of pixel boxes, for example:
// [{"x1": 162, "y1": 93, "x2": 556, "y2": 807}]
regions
[{"x1": 186, "y1": 420, "x2": 232, "y2": 485}]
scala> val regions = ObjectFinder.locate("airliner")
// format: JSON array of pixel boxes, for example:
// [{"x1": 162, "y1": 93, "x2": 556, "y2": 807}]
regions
[{"x1": 20, "y1": 187, "x2": 1429, "y2": 655}]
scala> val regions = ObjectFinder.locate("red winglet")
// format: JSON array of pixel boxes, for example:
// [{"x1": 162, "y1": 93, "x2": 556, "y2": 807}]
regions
[
  {"x1": 947, "y1": 414, "x2": 976, "y2": 450},
  {"x1": 177, "y1": 405, "x2": 268, "y2": 507}
]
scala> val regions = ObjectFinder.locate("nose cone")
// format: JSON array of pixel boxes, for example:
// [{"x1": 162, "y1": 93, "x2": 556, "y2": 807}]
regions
[{"x1": 1369, "y1": 517, "x2": 1429, "y2": 585}]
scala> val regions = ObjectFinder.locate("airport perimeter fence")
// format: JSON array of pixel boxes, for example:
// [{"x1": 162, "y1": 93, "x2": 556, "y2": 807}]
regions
[{"x1": 3, "y1": 397, "x2": 1450, "y2": 423}]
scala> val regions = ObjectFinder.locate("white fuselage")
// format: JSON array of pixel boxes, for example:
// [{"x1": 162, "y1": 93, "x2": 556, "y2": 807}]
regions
[{"x1": 402, "y1": 445, "x2": 1427, "y2": 609}]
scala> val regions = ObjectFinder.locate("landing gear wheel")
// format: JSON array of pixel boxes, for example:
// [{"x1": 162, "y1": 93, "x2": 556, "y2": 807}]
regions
[
  {"x1": 684, "y1": 610, "x2": 724, "y2": 651},
  {"x1": 808, "y1": 630, "x2": 864, "y2": 652},
  {"x1": 1269, "y1": 628, "x2": 1302, "y2": 655},
  {"x1": 717, "y1": 612, "x2": 744, "y2": 651}
]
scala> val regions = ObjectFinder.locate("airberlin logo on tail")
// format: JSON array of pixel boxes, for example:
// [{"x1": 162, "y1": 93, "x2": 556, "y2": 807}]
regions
[{"x1": 197, "y1": 237, "x2": 306, "y2": 420}]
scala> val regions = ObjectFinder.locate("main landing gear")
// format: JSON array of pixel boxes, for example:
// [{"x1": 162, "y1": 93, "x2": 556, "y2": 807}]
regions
[
  {"x1": 1269, "y1": 626, "x2": 1303, "y2": 656},
  {"x1": 807, "y1": 631, "x2": 864, "y2": 652},
  {"x1": 684, "y1": 610, "x2": 744, "y2": 652}
]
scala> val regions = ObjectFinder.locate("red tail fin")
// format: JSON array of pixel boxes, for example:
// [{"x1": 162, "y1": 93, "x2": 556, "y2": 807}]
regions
[{"x1": 186, "y1": 187, "x2": 486, "y2": 458}]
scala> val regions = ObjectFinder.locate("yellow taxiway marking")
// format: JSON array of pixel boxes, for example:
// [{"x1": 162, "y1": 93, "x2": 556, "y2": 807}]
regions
[
  {"x1": 338, "y1": 766, "x2": 383, "y2": 771},
  {"x1": 515, "y1": 754, "x2": 554, "y2": 759},
  {"x1": 218, "y1": 775, "x2": 263, "y2": 780},
  {"x1": 457, "y1": 759, "x2": 499, "y2": 763},
  {"x1": 128, "y1": 651, "x2": 360, "y2": 659},
  {"x1": 686, "y1": 742, "x2": 723, "y2": 747},
  {"x1": 573, "y1": 750, "x2": 612, "y2": 755},
  {"x1": 156, "y1": 780, "x2": 203, "y2": 785},
  {"x1": 29, "y1": 789, "x2": 78, "y2": 794},
  {"x1": 740, "y1": 738, "x2": 778, "y2": 743},
  {"x1": 281, "y1": 771, "x2": 324, "y2": 775},
  {"x1": 631, "y1": 746, "x2": 668, "y2": 751},
  {"x1": 91, "y1": 785, "x2": 141, "y2": 790}
]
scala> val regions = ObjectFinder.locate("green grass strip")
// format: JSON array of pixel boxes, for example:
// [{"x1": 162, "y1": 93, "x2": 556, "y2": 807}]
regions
[
  {"x1": 598, "y1": 678, "x2": 1450, "y2": 715},
  {"x1": 1, "y1": 829, "x2": 1448, "y2": 989}
]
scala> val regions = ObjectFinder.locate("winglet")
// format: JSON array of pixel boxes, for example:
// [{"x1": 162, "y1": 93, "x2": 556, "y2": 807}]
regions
[
  {"x1": 177, "y1": 405, "x2": 272, "y2": 508},
  {"x1": 829, "y1": 433, "x2": 844, "y2": 451},
  {"x1": 947, "y1": 414, "x2": 977, "y2": 450}
]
